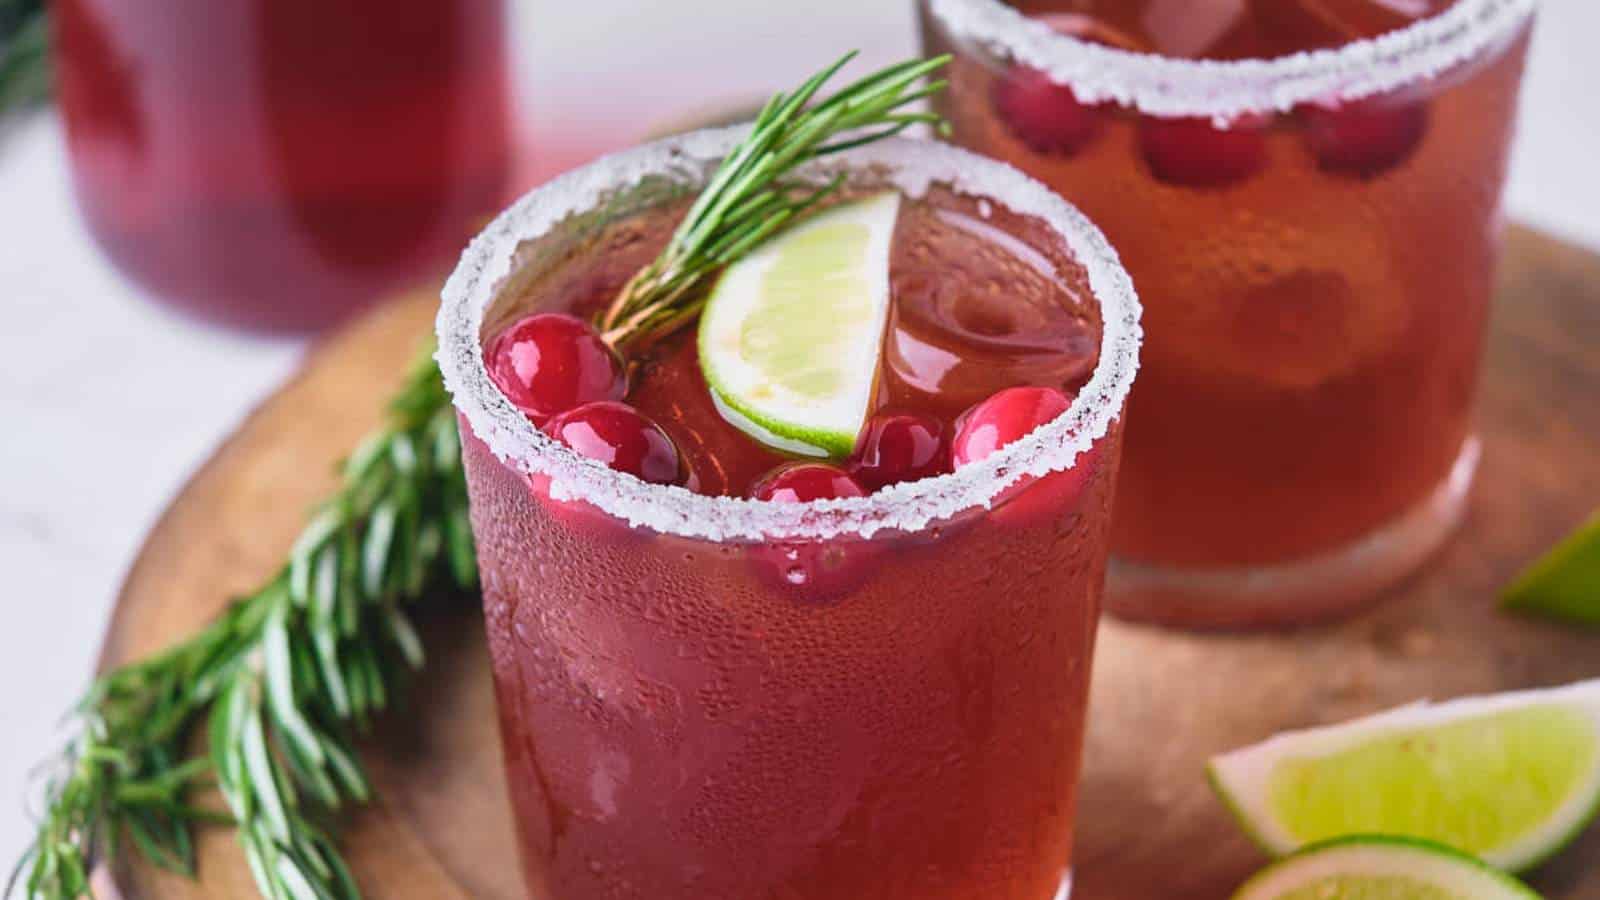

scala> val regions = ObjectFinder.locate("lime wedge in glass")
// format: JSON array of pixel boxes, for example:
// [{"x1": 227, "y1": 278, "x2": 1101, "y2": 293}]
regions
[
  {"x1": 1503, "y1": 510, "x2": 1600, "y2": 625},
  {"x1": 698, "y1": 192, "x2": 899, "y2": 458},
  {"x1": 1232, "y1": 836, "x2": 1540, "y2": 900},
  {"x1": 1208, "y1": 679, "x2": 1600, "y2": 872}
]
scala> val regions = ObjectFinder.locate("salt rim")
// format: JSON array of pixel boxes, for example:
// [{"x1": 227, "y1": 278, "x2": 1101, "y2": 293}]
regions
[
  {"x1": 926, "y1": 0, "x2": 1537, "y2": 119},
  {"x1": 436, "y1": 129, "x2": 1142, "y2": 543}
]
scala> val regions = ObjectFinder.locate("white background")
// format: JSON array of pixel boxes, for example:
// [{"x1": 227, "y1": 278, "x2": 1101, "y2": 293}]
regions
[{"x1": 2, "y1": 0, "x2": 1598, "y2": 871}]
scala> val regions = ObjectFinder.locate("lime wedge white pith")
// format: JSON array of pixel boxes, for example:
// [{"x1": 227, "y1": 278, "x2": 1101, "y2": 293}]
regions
[
  {"x1": 1209, "y1": 679, "x2": 1600, "y2": 873},
  {"x1": 698, "y1": 192, "x2": 899, "y2": 458},
  {"x1": 1232, "y1": 836, "x2": 1540, "y2": 900}
]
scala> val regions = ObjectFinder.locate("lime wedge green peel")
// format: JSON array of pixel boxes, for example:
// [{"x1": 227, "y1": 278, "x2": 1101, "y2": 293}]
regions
[
  {"x1": 1208, "y1": 678, "x2": 1600, "y2": 873},
  {"x1": 1232, "y1": 836, "x2": 1540, "y2": 900},
  {"x1": 698, "y1": 192, "x2": 899, "y2": 458},
  {"x1": 1503, "y1": 509, "x2": 1600, "y2": 625}
]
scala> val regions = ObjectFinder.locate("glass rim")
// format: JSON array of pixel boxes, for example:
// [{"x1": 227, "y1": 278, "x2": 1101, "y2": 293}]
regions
[
  {"x1": 925, "y1": 0, "x2": 1537, "y2": 119},
  {"x1": 436, "y1": 128, "x2": 1142, "y2": 543}
]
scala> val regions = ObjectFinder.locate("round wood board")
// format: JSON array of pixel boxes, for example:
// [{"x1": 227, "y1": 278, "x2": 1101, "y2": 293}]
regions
[{"x1": 101, "y1": 226, "x2": 1600, "y2": 899}]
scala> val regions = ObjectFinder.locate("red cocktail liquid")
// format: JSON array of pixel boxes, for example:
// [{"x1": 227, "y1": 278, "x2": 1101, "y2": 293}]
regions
[
  {"x1": 488, "y1": 192, "x2": 1101, "y2": 498},
  {"x1": 442, "y1": 138, "x2": 1139, "y2": 899},
  {"x1": 53, "y1": 0, "x2": 511, "y2": 333},
  {"x1": 923, "y1": 0, "x2": 1535, "y2": 625}
]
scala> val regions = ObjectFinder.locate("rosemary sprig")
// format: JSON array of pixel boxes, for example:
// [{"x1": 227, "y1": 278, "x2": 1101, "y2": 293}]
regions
[
  {"x1": 11, "y1": 345, "x2": 475, "y2": 900},
  {"x1": 596, "y1": 51, "x2": 949, "y2": 349},
  {"x1": 13, "y1": 52, "x2": 950, "y2": 900},
  {"x1": 0, "y1": 0, "x2": 49, "y2": 119}
]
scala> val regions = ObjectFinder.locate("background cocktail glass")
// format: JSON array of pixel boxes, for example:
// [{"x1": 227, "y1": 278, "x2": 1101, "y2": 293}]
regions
[
  {"x1": 921, "y1": 0, "x2": 1538, "y2": 627},
  {"x1": 52, "y1": 0, "x2": 512, "y2": 333},
  {"x1": 437, "y1": 132, "x2": 1141, "y2": 899}
]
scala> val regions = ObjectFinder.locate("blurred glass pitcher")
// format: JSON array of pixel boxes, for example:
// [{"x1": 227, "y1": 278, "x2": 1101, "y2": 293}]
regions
[{"x1": 52, "y1": 0, "x2": 512, "y2": 333}]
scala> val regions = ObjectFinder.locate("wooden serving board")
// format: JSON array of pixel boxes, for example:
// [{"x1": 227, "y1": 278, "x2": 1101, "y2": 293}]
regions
[{"x1": 102, "y1": 226, "x2": 1600, "y2": 899}]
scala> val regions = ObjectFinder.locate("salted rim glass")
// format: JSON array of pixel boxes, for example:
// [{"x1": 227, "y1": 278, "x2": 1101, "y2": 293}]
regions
[
  {"x1": 926, "y1": 0, "x2": 1538, "y2": 119},
  {"x1": 436, "y1": 129, "x2": 1142, "y2": 543}
]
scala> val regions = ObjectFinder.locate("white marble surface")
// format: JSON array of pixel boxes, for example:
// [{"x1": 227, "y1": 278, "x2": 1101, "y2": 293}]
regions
[{"x1": 2, "y1": 0, "x2": 1597, "y2": 874}]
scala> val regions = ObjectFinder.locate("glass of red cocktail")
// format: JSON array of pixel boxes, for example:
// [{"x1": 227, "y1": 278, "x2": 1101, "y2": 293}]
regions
[
  {"x1": 920, "y1": 0, "x2": 1536, "y2": 627},
  {"x1": 53, "y1": 0, "x2": 511, "y2": 333},
  {"x1": 436, "y1": 131, "x2": 1141, "y2": 899}
]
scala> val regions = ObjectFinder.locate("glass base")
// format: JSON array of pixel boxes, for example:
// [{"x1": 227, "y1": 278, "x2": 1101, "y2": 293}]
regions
[{"x1": 1106, "y1": 437, "x2": 1480, "y2": 630}]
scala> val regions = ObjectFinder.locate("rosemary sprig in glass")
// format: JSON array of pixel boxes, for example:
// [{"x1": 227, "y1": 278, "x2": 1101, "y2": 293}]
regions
[
  {"x1": 597, "y1": 51, "x2": 949, "y2": 350},
  {"x1": 11, "y1": 52, "x2": 948, "y2": 900}
]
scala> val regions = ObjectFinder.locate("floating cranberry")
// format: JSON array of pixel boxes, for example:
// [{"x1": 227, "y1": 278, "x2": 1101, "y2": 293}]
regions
[
  {"x1": 487, "y1": 313, "x2": 626, "y2": 423},
  {"x1": 849, "y1": 413, "x2": 948, "y2": 492},
  {"x1": 992, "y1": 65, "x2": 1103, "y2": 157},
  {"x1": 751, "y1": 463, "x2": 866, "y2": 503},
  {"x1": 749, "y1": 463, "x2": 873, "y2": 603},
  {"x1": 989, "y1": 12, "x2": 1139, "y2": 157},
  {"x1": 952, "y1": 386, "x2": 1096, "y2": 527},
  {"x1": 542, "y1": 401, "x2": 683, "y2": 486},
  {"x1": 952, "y1": 386, "x2": 1074, "y2": 468},
  {"x1": 1302, "y1": 95, "x2": 1428, "y2": 177},
  {"x1": 1139, "y1": 114, "x2": 1268, "y2": 188}
]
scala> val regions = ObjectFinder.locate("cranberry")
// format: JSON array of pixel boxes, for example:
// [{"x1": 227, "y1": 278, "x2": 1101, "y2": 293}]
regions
[
  {"x1": 749, "y1": 464, "x2": 873, "y2": 603},
  {"x1": 952, "y1": 386, "x2": 1096, "y2": 528},
  {"x1": 1139, "y1": 114, "x2": 1268, "y2": 188},
  {"x1": 992, "y1": 65, "x2": 1103, "y2": 157},
  {"x1": 988, "y1": 12, "x2": 1143, "y2": 157},
  {"x1": 751, "y1": 463, "x2": 866, "y2": 503},
  {"x1": 487, "y1": 313, "x2": 626, "y2": 423},
  {"x1": 849, "y1": 413, "x2": 948, "y2": 492},
  {"x1": 542, "y1": 401, "x2": 683, "y2": 486},
  {"x1": 1302, "y1": 95, "x2": 1428, "y2": 176},
  {"x1": 952, "y1": 386, "x2": 1074, "y2": 468}
]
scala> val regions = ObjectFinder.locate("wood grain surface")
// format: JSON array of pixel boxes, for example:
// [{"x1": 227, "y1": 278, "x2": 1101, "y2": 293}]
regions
[{"x1": 103, "y1": 226, "x2": 1600, "y2": 898}]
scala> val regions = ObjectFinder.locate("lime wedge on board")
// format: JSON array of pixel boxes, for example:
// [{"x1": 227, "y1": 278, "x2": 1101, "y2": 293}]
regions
[
  {"x1": 1503, "y1": 510, "x2": 1600, "y2": 625},
  {"x1": 698, "y1": 192, "x2": 899, "y2": 458},
  {"x1": 1232, "y1": 836, "x2": 1540, "y2": 900},
  {"x1": 1208, "y1": 679, "x2": 1600, "y2": 872}
]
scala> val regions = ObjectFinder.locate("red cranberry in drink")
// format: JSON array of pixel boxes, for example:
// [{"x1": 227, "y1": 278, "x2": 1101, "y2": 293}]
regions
[
  {"x1": 1302, "y1": 95, "x2": 1428, "y2": 176},
  {"x1": 849, "y1": 413, "x2": 949, "y2": 492},
  {"x1": 990, "y1": 12, "x2": 1141, "y2": 157},
  {"x1": 542, "y1": 401, "x2": 683, "y2": 486},
  {"x1": 1139, "y1": 114, "x2": 1268, "y2": 188},
  {"x1": 487, "y1": 313, "x2": 626, "y2": 423},
  {"x1": 992, "y1": 66, "x2": 1103, "y2": 157},
  {"x1": 953, "y1": 386, "x2": 1094, "y2": 527},
  {"x1": 952, "y1": 386, "x2": 1073, "y2": 468},
  {"x1": 752, "y1": 463, "x2": 867, "y2": 503},
  {"x1": 749, "y1": 464, "x2": 874, "y2": 602}
]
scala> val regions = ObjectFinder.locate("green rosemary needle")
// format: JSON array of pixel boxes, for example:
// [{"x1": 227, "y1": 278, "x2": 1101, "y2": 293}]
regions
[{"x1": 0, "y1": 0, "x2": 49, "y2": 120}]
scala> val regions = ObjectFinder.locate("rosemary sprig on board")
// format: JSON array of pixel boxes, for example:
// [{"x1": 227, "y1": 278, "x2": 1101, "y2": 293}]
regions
[
  {"x1": 11, "y1": 346, "x2": 475, "y2": 900},
  {"x1": 597, "y1": 51, "x2": 949, "y2": 350},
  {"x1": 11, "y1": 52, "x2": 949, "y2": 900}
]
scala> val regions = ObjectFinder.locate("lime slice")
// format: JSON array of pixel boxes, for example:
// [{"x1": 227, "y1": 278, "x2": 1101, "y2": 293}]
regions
[
  {"x1": 699, "y1": 192, "x2": 899, "y2": 458},
  {"x1": 1208, "y1": 679, "x2": 1600, "y2": 872},
  {"x1": 1232, "y1": 836, "x2": 1540, "y2": 900},
  {"x1": 1503, "y1": 510, "x2": 1600, "y2": 625}
]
